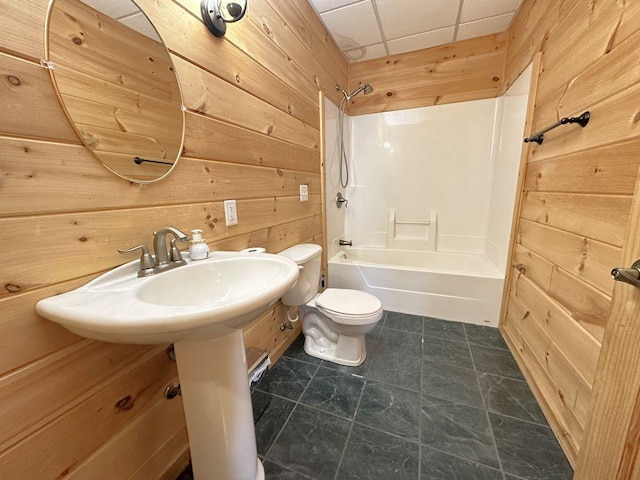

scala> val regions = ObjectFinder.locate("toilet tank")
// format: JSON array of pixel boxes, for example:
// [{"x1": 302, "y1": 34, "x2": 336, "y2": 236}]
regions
[{"x1": 278, "y1": 244, "x2": 322, "y2": 306}]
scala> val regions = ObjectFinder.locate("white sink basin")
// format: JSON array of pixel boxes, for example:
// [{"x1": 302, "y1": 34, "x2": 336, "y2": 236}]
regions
[{"x1": 35, "y1": 251, "x2": 299, "y2": 344}]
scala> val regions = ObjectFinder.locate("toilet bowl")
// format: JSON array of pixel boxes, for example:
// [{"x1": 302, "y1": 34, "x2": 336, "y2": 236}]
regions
[{"x1": 279, "y1": 244, "x2": 383, "y2": 366}]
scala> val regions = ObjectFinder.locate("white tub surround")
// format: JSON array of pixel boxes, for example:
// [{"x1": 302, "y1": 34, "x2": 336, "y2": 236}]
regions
[
  {"x1": 325, "y1": 67, "x2": 531, "y2": 326},
  {"x1": 329, "y1": 248, "x2": 503, "y2": 326}
]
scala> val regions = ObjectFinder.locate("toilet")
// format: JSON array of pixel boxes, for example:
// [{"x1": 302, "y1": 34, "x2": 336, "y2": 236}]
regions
[{"x1": 279, "y1": 244, "x2": 383, "y2": 366}]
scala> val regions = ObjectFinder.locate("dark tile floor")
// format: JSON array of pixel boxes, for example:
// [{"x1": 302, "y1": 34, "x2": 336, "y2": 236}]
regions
[{"x1": 179, "y1": 311, "x2": 573, "y2": 480}]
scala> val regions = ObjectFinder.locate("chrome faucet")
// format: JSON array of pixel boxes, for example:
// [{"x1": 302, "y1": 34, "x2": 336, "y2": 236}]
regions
[
  {"x1": 153, "y1": 227, "x2": 189, "y2": 268},
  {"x1": 339, "y1": 239, "x2": 353, "y2": 246}
]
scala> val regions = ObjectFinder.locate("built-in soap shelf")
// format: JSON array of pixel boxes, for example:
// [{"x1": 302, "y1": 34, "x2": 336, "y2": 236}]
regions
[{"x1": 386, "y1": 209, "x2": 437, "y2": 251}]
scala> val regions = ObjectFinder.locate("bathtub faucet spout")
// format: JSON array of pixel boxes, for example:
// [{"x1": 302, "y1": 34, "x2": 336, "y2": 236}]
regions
[{"x1": 339, "y1": 240, "x2": 353, "y2": 246}]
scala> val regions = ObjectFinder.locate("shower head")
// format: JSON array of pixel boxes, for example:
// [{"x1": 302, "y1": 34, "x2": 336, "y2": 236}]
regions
[{"x1": 336, "y1": 83, "x2": 374, "y2": 101}]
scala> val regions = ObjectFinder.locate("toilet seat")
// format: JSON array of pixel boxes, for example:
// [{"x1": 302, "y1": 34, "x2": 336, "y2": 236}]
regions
[{"x1": 314, "y1": 288, "x2": 383, "y2": 325}]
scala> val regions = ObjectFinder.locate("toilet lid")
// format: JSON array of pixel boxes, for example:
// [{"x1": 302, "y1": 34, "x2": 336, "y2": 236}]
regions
[{"x1": 315, "y1": 288, "x2": 382, "y2": 316}]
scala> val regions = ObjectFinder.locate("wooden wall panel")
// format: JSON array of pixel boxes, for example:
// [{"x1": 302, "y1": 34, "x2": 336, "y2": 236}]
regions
[
  {"x1": 502, "y1": 298, "x2": 583, "y2": 461},
  {"x1": 347, "y1": 33, "x2": 507, "y2": 115},
  {"x1": 501, "y1": 0, "x2": 640, "y2": 467},
  {"x1": 523, "y1": 140, "x2": 640, "y2": 194},
  {"x1": 0, "y1": 0, "x2": 346, "y2": 476},
  {"x1": 520, "y1": 191, "x2": 630, "y2": 247},
  {"x1": 1, "y1": 53, "x2": 79, "y2": 142}
]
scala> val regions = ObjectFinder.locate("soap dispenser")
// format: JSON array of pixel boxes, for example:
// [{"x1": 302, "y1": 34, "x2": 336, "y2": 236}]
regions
[{"x1": 189, "y1": 229, "x2": 210, "y2": 260}]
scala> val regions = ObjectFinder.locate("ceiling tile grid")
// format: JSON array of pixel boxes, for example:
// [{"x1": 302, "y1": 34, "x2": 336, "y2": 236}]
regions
[{"x1": 310, "y1": 0, "x2": 523, "y2": 63}]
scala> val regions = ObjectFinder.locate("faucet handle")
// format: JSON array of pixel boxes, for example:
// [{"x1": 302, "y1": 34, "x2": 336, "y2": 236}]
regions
[
  {"x1": 169, "y1": 238, "x2": 188, "y2": 264},
  {"x1": 118, "y1": 245, "x2": 157, "y2": 273}
]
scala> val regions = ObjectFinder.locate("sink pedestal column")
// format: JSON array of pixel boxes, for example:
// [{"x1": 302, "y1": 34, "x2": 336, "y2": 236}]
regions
[{"x1": 174, "y1": 330, "x2": 264, "y2": 480}]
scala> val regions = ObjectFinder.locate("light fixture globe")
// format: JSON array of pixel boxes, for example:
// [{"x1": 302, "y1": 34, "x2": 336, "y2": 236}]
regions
[{"x1": 201, "y1": 0, "x2": 248, "y2": 37}]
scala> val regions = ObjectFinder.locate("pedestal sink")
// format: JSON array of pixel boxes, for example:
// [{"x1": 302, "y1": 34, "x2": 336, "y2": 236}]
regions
[{"x1": 36, "y1": 251, "x2": 299, "y2": 480}]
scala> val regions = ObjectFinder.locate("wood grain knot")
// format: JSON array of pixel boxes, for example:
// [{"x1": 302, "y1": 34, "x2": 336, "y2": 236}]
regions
[
  {"x1": 634, "y1": 112, "x2": 640, "y2": 123},
  {"x1": 386, "y1": 91, "x2": 393, "y2": 97},
  {"x1": 492, "y1": 76, "x2": 500, "y2": 82},
  {"x1": 235, "y1": 74, "x2": 241, "y2": 83},
  {"x1": 262, "y1": 23, "x2": 271, "y2": 35},
  {"x1": 72, "y1": 36, "x2": 83, "y2": 45},
  {"x1": 276, "y1": 169, "x2": 283, "y2": 177},
  {"x1": 5, "y1": 283, "x2": 21, "y2": 293},
  {"x1": 515, "y1": 264, "x2": 526, "y2": 274},
  {"x1": 115, "y1": 396, "x2": 134, "y2": 411},
  {"x1": 267, "y1": 125, "x2": 274, "y2": 135},
  {"x1": 7, "y1": 75, "x2": 21, "y2": 86},
  {"x1": 78, "y1": 236, "x2": 88, "y2": 242}
]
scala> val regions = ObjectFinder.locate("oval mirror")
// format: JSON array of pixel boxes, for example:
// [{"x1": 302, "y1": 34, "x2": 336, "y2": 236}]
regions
[{"x1": 46, "y1": 0, "x2": 185, "y2": 183}]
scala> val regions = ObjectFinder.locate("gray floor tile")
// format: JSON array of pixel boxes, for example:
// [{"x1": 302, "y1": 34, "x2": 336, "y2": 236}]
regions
[
  {"x1": 420, "y1": 446, "x2": 503, "y2": 480},
  {"x1": 384, "y1": 311, "x2": 424, "y2": 334},
  {"x1": 464, "y1": 323, "x2": 508, "y2": 350},
  {"x1": 252, "y1": 390, "x2": 296, "y2": 455},
  {"x1": 422, "y1": 360, "x2": 483, "y2": 408},
  {"x1": 422, "y1": 317, "x2": 466, "y2": 343},
  {"x1": 377, "y1": 328, "x2": 423, "y2": 357},
  {"x1": 263, "y1": 461, "x2": 314, "y2": 479},
  {"x1": 490, "y1": 413, "x2": 573, "y2": 480},
  {"x1": 368, "y1": 351, "x2": 422, "y2": 391},
  {"x1": 422, "y1": 336, "x2": 473, "y2": 369},
  {"x1": 356, "y1": 382, "x2": 422, "y2": 440},
  {"x1": 268, "y1": 404, "x2": 351, "y2": 480},
  {"x1": 421, "y1": 394, "x2": 500, "y2": 469},
  {"x1": 479, "y1": 373, "x2": 547, "y2": 425},
  {"x1": 470, "y1": 344, "x2": 524, "y2": 380},
  {"x1": 282, "y1": 335, "x2": 323, "y2": 365},
  {"x1": 300, "y1": 366, "x2": 365, "y2": 418},
  {"x1": 337, "y1": 424, "x2": 420, "y2": 480},
  {"x1": 256, "y1": 357, "x2": 318, "y2": 401}
]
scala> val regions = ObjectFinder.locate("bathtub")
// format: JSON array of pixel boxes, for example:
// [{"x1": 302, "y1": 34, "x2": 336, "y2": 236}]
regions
[{"x1": 328, "y1": 247, "x2": 505, "y2": 327}]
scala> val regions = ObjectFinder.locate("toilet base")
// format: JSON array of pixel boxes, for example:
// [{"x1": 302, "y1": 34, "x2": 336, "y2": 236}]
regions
[
  {"x1": 303, "y1": 331, "x2": 367, "y2": 366},
  {"x1": 256, "y1": 458, "x2": 265, "y2": 480}
]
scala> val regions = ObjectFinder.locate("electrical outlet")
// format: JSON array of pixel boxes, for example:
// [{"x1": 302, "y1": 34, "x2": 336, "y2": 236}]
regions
[
  {"x1": 299, "y1": 184, "x2": 309, "y2": 202},
  {"x1": 224, "y1": 200, "x2": 238, "y2": 226}
]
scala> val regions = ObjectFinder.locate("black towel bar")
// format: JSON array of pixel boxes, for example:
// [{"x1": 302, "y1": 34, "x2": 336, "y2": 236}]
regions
[
  {"x1": 133, "y1": 156, "x2": 174, "y2": 166},
  {"x1": 524, "y1": 111, "x2": 590, "y2": 145}
]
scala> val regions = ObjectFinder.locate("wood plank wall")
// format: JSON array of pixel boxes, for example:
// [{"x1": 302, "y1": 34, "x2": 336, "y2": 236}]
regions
[
  {"x1": 347, "y1": 32, "x2": 507, "y2": 115},
  {"x1": 500, "y1": 0, "x2": 640, "y2": 467},
  {"x1": 0, "y1": 0, "x2": 346, "y2": 477}
]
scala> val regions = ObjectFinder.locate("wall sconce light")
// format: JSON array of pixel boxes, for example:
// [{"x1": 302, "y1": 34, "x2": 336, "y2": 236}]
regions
[{"x1": 201, "y1": 0, "x2": 248, "y2": 37}]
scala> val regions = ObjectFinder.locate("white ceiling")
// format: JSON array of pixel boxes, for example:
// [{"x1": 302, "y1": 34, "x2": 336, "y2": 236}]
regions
[
  {"x1": 310, "y1": 0, "x2": 523, "y2": 63},
  {"x1": 82, "y1": 0, "x2": 161, "y2": 42}
]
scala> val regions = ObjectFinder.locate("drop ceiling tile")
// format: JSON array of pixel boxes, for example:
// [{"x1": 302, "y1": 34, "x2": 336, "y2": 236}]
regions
[
  {"x1": 456, "y1": 13, "x2": 514, "y2": 41},
  {"x1": 82, "y1": 0, "x2": 139, "y2": 19},
  {"x1": 344, "y1": 42, "x2": 387, "y2": 62},
  {"x1": 376, "y1": 0, "x2": 461, "y2": 40},
  {"x1": 460, "y1": 0, "x2": 522, "y2": 22},
  {"x1": 119, "y1": 12, "x2": 161, "y2": 42},
  {"x1": 321, "y1": 1, "x2": 382, "y2": 49},
  {"x1": 310, "y1": 0, "x2": 363, "y2": 14},
  {"x1": 387, "y1": 26, "x2": 455, "y2": 55}
]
